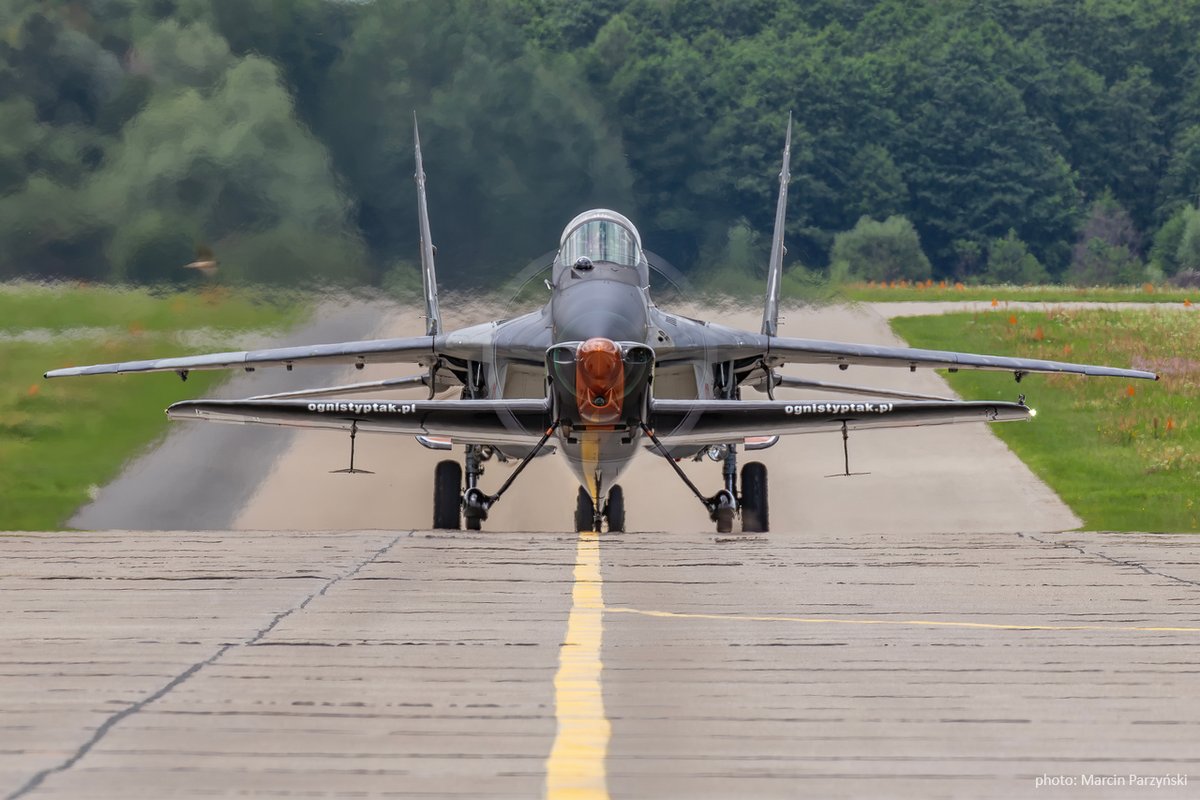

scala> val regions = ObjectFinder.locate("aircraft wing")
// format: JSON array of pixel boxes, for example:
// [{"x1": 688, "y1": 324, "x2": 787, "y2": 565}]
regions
[
  {"x1": 166, "y1": 397, "x2": 551, "y2": 447},
  {"x1": 45, "y1": 336, "x2": 438, "y2": 378},
  {"x1": 648, "y1": 398, "x2": 1031, "y2": 447},
  {"x1": 765, "y1": 336, "x2": 1157, "y2": 380}
]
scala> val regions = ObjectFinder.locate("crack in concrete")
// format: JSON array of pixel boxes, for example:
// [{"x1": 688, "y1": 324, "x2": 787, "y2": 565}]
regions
[
  {"x1": 5, "y1": 533, "x2": 403, "y2": 800},
  {"x1": 1020, "y1": 532, "x2": 1200, "y2": 590}
]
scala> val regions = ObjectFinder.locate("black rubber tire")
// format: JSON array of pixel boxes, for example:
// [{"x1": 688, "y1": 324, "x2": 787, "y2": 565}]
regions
[
  {"x1": 605, "y1": 485, "x2": 625, "y2": 533},
  {"x1": 575, "y1": 487, "x2": 596, "y2": 532},
  {"x1": 433, "y1": 460, "x2": 462, "y2": 530},
  {"x1": 465, "y1": 514, "x2": 482, "y2": 531},
  {"x1": 715, "y1": 506, "x2": 734, "y2": 533},
  {"x1": 741, "y1": 461, "x2": 769, "y2": 532}
]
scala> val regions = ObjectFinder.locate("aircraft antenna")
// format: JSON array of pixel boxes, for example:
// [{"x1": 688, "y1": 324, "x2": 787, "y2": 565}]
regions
[
  {"x1": 761, "y1": 113, "x2": 793, "y2": 337},
  {"x1": 414, "y1": 114, "x2": 442, "y2": 337}
]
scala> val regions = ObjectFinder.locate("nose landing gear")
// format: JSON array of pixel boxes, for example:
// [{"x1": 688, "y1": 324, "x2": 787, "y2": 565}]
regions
[{"x1": 574, "y1": 485, "x2": 625, "y2": 532}]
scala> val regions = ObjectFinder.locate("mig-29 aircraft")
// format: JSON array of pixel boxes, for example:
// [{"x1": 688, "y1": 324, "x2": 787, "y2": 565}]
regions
[{"x1": 45, "y1": 118, "x2": 1158, "y2": 533}]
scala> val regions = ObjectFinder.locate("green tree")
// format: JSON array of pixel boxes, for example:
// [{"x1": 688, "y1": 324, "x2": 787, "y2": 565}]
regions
[
  {"x1": 1159, "y1": 125, "x2": 1200, "y2": 218},
  {"x1": 89, "y1": 33, "x2": 365, "y2": 284},
  {"x1": 1149, "y1": 206, "x2": 1191, "y2": 277},
  {"x1": 1067, "y1": 193, "x2": 1144, "y2": 285},
  {"x1": 319, "y1": 0, "x2": 633, "y2": 285},
  {"x1": 981, "y1": 229, "x2": 1048, "y2": 285},
  {"x1": 830, "y1": 215, "x2": 931, "y2": 282},
  {"x1": 1174, "y1": 206, "x2": 1200, "y2": 275},
  {"x1": 890, "y1": 23, "x2": 1081, "y2": 276}
]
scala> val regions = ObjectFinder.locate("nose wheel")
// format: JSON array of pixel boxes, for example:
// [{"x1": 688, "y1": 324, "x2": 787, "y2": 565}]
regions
[{"x1": 574, "y1": 485, "x2": 625, "y2": 532}]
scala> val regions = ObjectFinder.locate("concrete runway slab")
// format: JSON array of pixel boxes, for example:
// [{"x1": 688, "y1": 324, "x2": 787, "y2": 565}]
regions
[{"x1": 2, "y1": 528, "x2": 1197, "y2": 799}]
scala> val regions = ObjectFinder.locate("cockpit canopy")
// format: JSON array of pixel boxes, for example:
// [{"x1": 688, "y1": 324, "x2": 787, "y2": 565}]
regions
[{"x1": 558, "y1": 209, "x2": 646, "y2": 276}]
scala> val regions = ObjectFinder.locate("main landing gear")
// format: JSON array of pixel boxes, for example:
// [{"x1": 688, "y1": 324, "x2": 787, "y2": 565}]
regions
[
  {"x1": 432, "y1": 423, "x2": 560, "y2": 530},
  {"x1": 640, "y1": 424, "x2": 769, "y2": 534},
  {"x1": 575, "y1": 485, "x2": 625, "y2": 533}
]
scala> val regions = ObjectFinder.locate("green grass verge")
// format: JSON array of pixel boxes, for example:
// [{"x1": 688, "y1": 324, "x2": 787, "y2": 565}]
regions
[
  {"x1": 892, "y1": 309, "x2": 1200, "y2": 532},
  {"x1": 0, "y1": 287, "x2": 307, "y2": 530},
  {"x1": 843, "y1": 282, "x2": 1197, "y2": 304},
  {"x1": 0, "y1": 282, "x2": 308, "y2": 331}
]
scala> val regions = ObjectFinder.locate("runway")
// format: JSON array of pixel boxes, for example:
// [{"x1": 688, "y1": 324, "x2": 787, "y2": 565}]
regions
[
  {"x1": 9, "y1": 299, "x2": 1195, "y2": 797},
  {"x1": 2, "y1": 528, "x2": 1197, "y2": 798}
]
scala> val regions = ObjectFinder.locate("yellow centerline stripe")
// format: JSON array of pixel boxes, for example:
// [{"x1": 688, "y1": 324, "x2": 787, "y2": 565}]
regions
[
  {"x1": 545, "y1": 530, "x2": 610, "y2": 800},
  {"x1": 608, "y1": 606, "x2": 1200, "y2": 633},
  {"x1": 581, "y1": 432, "x2": 600, "y2": 501}
]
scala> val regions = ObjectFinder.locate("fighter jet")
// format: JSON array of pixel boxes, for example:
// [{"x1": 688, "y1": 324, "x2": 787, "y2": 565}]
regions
[{"x1": 45, "y1": 117, "x2": 1158, "y2": 533}]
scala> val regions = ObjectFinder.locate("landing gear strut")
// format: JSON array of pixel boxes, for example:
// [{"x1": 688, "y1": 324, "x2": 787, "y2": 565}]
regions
[
  {"x1": 640, "y1": 423, "x2": 770, "y2": 533},
  {"x1": 463, "y1": 445, "x2": 487, "y2": 530},
  {"x1": 431, "y1": 422, "x2": 560, "y2": 531}
]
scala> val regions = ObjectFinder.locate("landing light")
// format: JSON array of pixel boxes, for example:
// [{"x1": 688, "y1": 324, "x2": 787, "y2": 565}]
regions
[
  {"x1": 706, "y1": 444, "x2": 728, "y2": 461},
  {"x1": 1029, "y1": 408, "x2": 1038, "y2": 418}
]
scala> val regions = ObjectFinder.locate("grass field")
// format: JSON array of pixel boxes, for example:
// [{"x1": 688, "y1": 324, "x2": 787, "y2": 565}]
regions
[
  {"x1": 0, "y1": 285, "x2": 306, "y2": 530},
  {"x1": 0, "y1": 282, "x2": 308, "y2": 331},
  {"x1": 892, "y1": 309, "x2": 1200, "y2": 532},
  {"x1": 844, "y1": 281, "x2": 1197, "y2": 304}
]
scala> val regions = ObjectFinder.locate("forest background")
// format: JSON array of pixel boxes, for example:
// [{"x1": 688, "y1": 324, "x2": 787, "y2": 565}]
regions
[{"x1": 6, "y1": 0, "x2": 1200, "y2": 291}]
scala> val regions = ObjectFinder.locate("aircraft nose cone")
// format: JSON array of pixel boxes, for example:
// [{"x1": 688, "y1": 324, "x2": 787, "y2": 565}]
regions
[
  {"x1": 578, "y1": 337, "x2": 622, "y2": 386},
  {"x1": 575, "y1": 338, "x2": 625, "y2": 422}
]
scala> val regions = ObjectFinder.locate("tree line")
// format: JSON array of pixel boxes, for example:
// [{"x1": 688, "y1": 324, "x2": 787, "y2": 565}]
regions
[{"x1": 4, "y1": 0, "x2": 1200, "y2": 288}]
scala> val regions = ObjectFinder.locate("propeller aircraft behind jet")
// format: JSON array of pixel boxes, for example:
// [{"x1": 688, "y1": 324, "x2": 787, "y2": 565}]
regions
[{"x1": 45, "y1": 117, "x2": 1158, "y2": 533}]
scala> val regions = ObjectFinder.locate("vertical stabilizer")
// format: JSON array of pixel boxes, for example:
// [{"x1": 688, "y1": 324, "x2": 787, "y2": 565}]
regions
[
  {"x1": 761, "y1": 114, "x2": 793, "y2": 337},
  {"x1": 414, "y1": 114, "x2": 442, "y2": 337}
]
